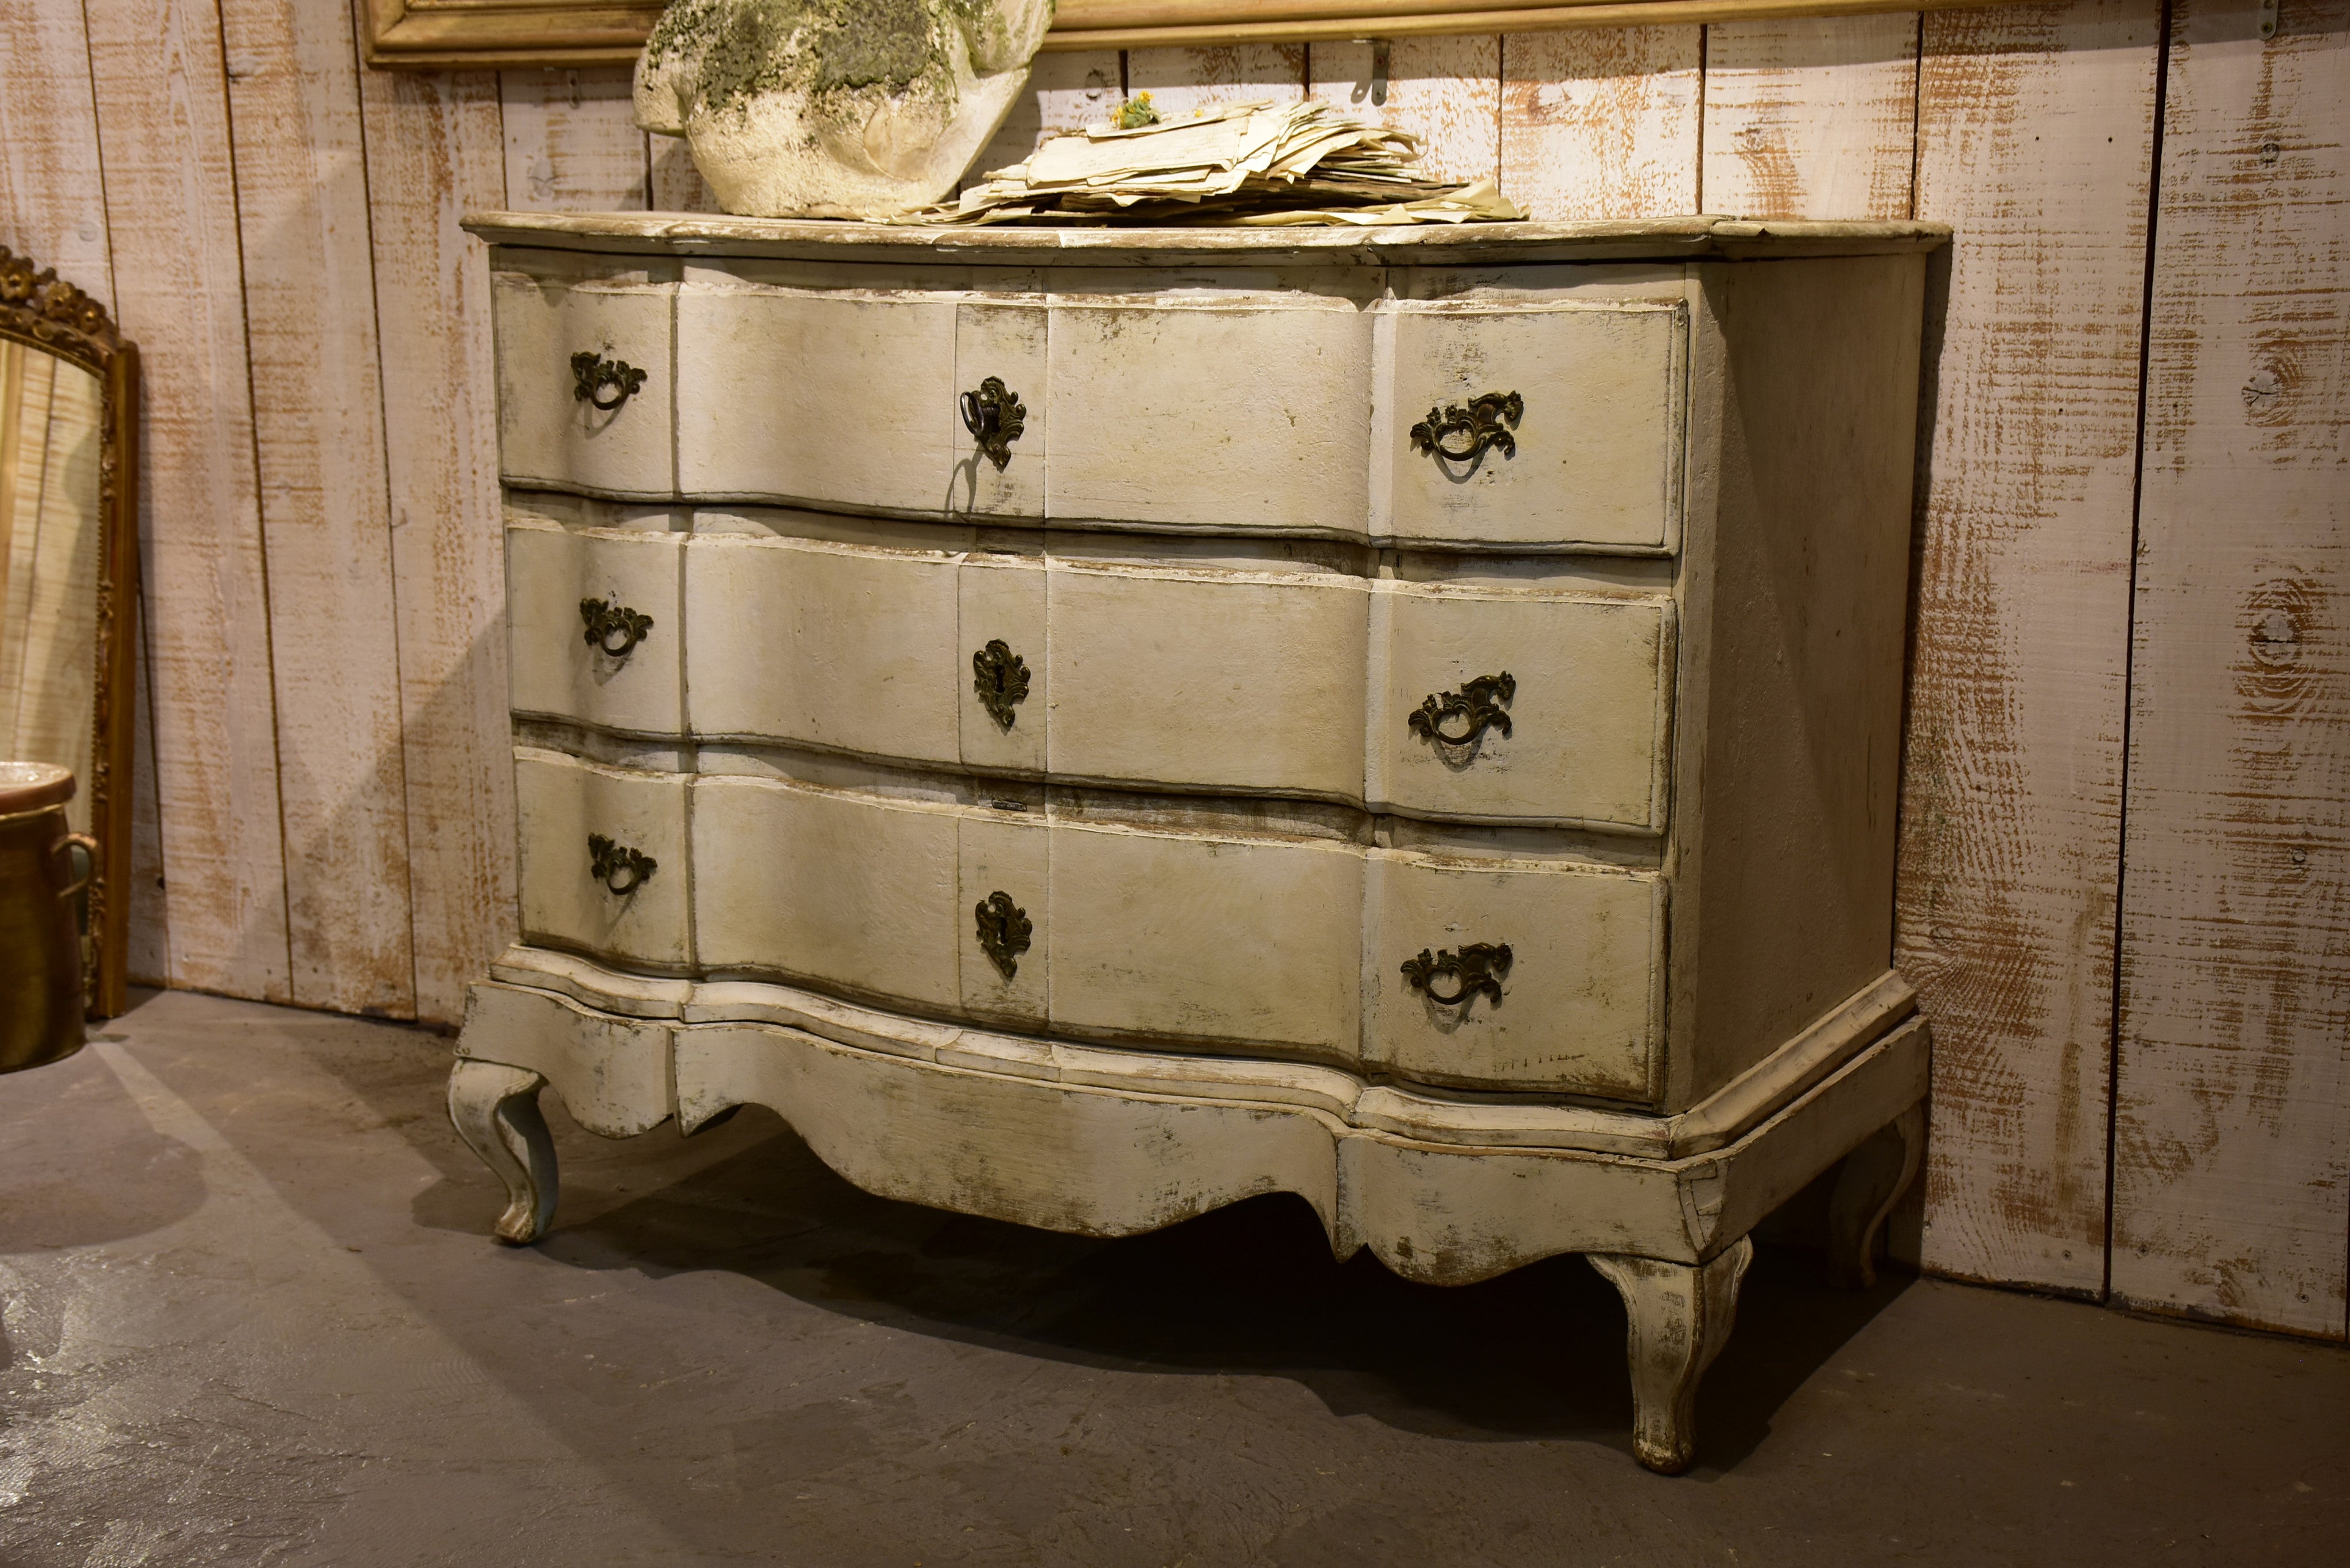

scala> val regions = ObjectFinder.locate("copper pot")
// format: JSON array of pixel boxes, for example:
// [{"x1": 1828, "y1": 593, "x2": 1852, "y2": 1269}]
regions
[{"x1": 0, "y1": 761, "x2": 94, "y2": 1073}]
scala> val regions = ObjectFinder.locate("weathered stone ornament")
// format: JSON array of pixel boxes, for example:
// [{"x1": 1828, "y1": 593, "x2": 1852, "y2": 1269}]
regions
[{"x1": 633, "y1": 0, "x2": 1055, "y2": 219}]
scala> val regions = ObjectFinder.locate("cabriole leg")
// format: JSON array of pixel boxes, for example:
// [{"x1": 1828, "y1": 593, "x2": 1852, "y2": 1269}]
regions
[
  {"x1": 1588, "y1": 1236, "x2": 1754, "y2": 1474},
  {"x1": 448, "y1": 1058, "x2": 557, "y2": 1245},
  {"x1": 1826, "y1": 1102, "x2": 1926, "y2": 1289}
]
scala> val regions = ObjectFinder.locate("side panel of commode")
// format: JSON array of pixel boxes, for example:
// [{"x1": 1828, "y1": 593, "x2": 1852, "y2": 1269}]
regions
[{"x1": 1664, "y1": 255, "x2": 1928, "y2": 1111}]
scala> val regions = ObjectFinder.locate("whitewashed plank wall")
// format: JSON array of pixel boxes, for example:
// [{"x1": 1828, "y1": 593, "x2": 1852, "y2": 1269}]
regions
[
  {"x1": 0, "y1": 0, "x2": 2341, "y2": 1340},
  {"x1": 2112, "y1": 0, "x2": 2348, "y2": 1339}
]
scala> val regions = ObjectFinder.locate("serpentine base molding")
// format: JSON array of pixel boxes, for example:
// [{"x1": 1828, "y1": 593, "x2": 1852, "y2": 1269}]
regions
[{"x1": 449, "y1": 948, "x2": 1928, "y2": 1472}]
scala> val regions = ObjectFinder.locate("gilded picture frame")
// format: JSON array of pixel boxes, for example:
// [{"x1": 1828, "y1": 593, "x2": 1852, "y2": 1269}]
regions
[{"x1": 364, "y1": 0, "x2": 2030, "y2": 70}]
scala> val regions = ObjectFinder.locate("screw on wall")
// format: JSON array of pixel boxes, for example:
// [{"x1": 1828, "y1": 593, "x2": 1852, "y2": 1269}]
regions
[{"x1": 2258, "y1": 0, "x2": 2278, "y2": 38}]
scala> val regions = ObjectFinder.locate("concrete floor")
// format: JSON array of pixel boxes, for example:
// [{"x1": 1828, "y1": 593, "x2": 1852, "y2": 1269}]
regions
[{"x1": 0, "y1": 992, "x2": 2341, "y2": 1567}]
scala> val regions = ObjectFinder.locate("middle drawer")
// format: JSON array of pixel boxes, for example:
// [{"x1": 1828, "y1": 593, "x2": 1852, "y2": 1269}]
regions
[{"x1": 528, "y1": 520, "x2": 1676, "y2": 832}]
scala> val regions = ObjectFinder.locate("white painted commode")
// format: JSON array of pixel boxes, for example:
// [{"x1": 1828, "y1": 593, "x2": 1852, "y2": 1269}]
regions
[{"x1": 452, "y1": 211, "x2": 1947, "y2": 1473}]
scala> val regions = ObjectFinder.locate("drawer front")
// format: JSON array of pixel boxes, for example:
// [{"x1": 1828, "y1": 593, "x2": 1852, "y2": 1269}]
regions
[
  {"x1": 694, "y1": 773, "x2": 1009, "y2": 1019},
  {"x1": 675, "y1": 532, "x2": 1670, "y2": 828},
  {"x1": 515, "y1": 749, "x2": 692, "y2": 971},
  {"x1": 1045, "y1": 562, "x2": 1369, "y2": 800},
  {"x1": 507, "y1": 520, "x2": 683, "y2": 736},
  {"x1": 1048, "y1": 821, "x2": 1365, "y2": 1055},
  {"x1": 1046, "y1": 289, "x2": 1373, "y2": 533},
  {"x1": 1383, "y1": 292, "x2": 1687, "y2": 551},
  {"x1": 676, "y1": 263, "x2": 1049, "y2": 517},
  {"x1": 685, "y1": 531, "x2": 963, "y2": 765},
  {"x1": 678, "y1": 771, "x2": 1663, "y2": 1094},
  {"x1": 497, "y1": 260, "x2": 1698, "y2": 545},
  {"x1": 1371, "y1": 585, "x2": 1672, "y2": 831},
  {"x1": 492, "y1": 252, "x2": 673, "y2": 497},
  {"x1": 1369, "y1": 852, "x2": 1664, "y2": 1098}
]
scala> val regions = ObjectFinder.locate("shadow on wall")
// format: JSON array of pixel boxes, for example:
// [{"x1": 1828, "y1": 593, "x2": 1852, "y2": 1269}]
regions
[{"x1": 126, "y1": 591, "x2": 519, "y2": 1029}]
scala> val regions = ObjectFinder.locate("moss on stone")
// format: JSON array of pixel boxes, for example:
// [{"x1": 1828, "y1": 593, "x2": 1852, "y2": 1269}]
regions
[{"x1": 645, "y1": 0, "x2": 976, "y2": 124}]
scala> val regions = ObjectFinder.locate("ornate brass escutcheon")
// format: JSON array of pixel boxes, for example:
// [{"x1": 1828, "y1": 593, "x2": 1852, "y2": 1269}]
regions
[
  {"x1": 972, "y1": 638, "x2": 1031, "y2": 728},
  {"x1": 579, "y1": 596, "x2": 654, "y2": 658},
  {"x1": 1410, "y1": 671, "x2": 1515, "y2": 748},
  {"x1": 974, "y1": 890, "x2": 1032, "y2": 981},
  {"x1": 959, "y1": 376, "x2": 1026, "y2": 471},
  {"x1": 1410, "y1": 390, "x2": 1523, "y2": 465},
  {"x1": 587, "y1": 832, "x2": 657, "y2": 895},
  {"x1": 571, "y1": 349, "x2": 647, "y2": 411},
  {"x1": 1401, "y1": 942, "x2": 1513, "y2": 1008}
]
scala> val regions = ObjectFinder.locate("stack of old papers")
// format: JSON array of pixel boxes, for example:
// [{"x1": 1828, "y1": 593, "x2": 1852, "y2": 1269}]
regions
[{"x1": 897, "y1": 98, "x2": 1523, "y2": 227}]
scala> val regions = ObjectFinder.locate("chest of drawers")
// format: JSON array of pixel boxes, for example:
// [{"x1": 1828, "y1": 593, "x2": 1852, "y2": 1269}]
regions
[{"x1": 450, "y1": 212, "x2": 1943, "y2": 1473}]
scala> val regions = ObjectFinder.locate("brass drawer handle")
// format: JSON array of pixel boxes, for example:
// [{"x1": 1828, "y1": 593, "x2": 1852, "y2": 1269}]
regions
[
  {"x1": 588, "y1": 833, "x2": 657, "y2": 895},
  {"x1": 1402, "y1": 942, "x2": 1512, "y2": 1008},
  {"x1": 1411, "y1": 390, "x2": 1522, "y2": 465},
  {"x1": 579, "y1": 596, "x2": 654, "y2": 659},
  {"x1": 972, "y1": 638, "x2": 1031, "y2": 728},
  {"x1": 959, "y1": 376, "x2": 1026, "y2": 471},
  {"x1": 571, "y1": 350, "x2": 648, "y2": 412},
  {"x1": 1410, "y1": 671, "x2": 1515, "y2": 748},
  {"x1": 975, "y1": 890, "x2": 1032, "y2": 980}
]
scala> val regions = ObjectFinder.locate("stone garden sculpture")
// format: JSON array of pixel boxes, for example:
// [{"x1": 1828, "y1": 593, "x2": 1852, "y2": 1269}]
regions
[{"x1": 633, "y1": 0, "x2": 1056, "y2": 219}]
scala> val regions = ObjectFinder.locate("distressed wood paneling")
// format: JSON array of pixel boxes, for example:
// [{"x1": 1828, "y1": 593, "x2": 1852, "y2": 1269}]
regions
[
  {"x1": 83, "y1": 0, "x2": 293, "y2": 1001},
  {"x1": 500, "y1": 66, "x2": 648, "y2": 211},
  {"x1": 2112, "y1": 0, "x2": 2350, "y2": 1339},
  {"x1": 219, "y1": 0, "x2": 414, "y2": 1015},
  {"x1": 1127, "y1": 44, "x2": 1310, "y2": 117},
  {"x1": 1898, "y1": 0, "x2": 2163, "y2": 1295},
  {"x1": 1310, "y1": 36, "x2": 1504, "y2": 186},
  {"x1": 0, "y1": 0, "x2": 114, "y2": 306},
  {"x1": 1702, "y1": 14, "x2": 1921, "y2": 219},
  {"x1": 357, "y1": 64, "x2": 518, "y2": 1028},
  {"x1": 1500, "y1": 28, "x2": 1703, "y2": 219}
]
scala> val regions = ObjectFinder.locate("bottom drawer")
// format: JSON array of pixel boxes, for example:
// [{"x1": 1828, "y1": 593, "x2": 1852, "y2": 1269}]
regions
[
  {"x1": 515, "y1": 749, "x2": 693, "y2": 971},
  {"x1": 687, "y1": 769, "x2": 1662, "y2": 1098}
]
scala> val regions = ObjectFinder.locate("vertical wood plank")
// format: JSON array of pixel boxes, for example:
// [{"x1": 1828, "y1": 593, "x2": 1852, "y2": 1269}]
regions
[
  {"x1": 648, "y1": 135, "x2": 721, "y2": 213},
  {"x1": 1500, "y1": 28, "x2": 1704, "y2": 219},
  {"x1": 501, "y1": 67, "x2": 651, "y2": 211},
  {"x1": 1701, "y1": 14, "x2": 1922, "y2": 219},
  {"x1": 127, "y1": 604, "x2": 168, "y2": 987},
  {"x1": 1126, "y1": 45, "x2": 1308, "y2": 119},
  {"x1": 357, "y1": 62, "x2": 518, "y2": 1029},
  {"x1": 2113, "y1": 0, "x2": 2350, "y2": 1339},
  {"x1": 84, "y1": 0, "x2": 293, "y2": 1001},
  {"x1": 966, "y1": 49, "x2": 1124, "y2": 189},
  {"x1": 0, "y1": 0, "x2": 114, "y2": 306},
  {"x1": 1310, "y1": 36, "x2": 1503, "y2": 186},
  {"x1": 1898, "y1": 0, "x2": 2163, "y2": 1295},
  {"x1": 219, "y1": 0, "x2": 415, "y2": 1016}
]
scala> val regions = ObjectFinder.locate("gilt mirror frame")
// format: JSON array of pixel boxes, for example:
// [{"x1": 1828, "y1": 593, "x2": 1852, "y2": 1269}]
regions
[
  {"x1": 0, "y1": 246, "x2": 140, "y2": 1020},
  {"x1": 365, "y1": 0, "x2": 2029, "y2": 69}
]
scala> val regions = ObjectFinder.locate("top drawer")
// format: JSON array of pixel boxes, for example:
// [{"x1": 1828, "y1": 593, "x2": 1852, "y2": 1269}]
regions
[
  {"x1": 492, "y1": 250, "x2": 675, "y2": 499},
  {"x1": 494, "y1": 253, "x2": 1692, "y2": 553},
  {"x1": 1380, "y1": 270, "x2": 1690, "y2": 552}
]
